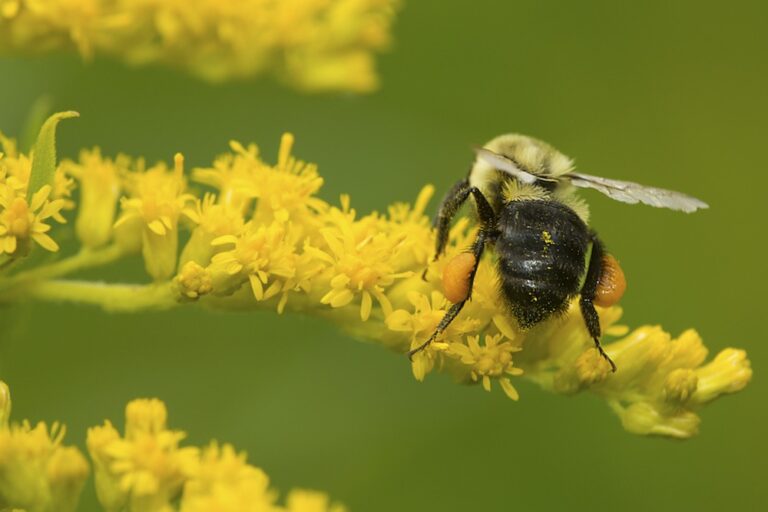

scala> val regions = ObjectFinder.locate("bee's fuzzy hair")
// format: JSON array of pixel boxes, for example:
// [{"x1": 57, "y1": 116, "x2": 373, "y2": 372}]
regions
[
  {"x1": 554, "y1": 185, "x2": 590, "y2": 224},
  {"x1": 501, "y1": 180, "x2": 548, "y2": 202},
  {"x1": 501, "y1": 179, "x2": 590, "y2": 224},
  {"x1": 485, "y1": 133, "x2": 574, "y2": 177}
]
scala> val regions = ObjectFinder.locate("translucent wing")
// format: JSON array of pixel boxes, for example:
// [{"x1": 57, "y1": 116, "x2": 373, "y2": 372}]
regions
[
  {"x1": 474, "y1": 147, "x2": 552, "y2": 185},
  {"x1": 567, "y1": 172, "x2": 709, "y2": 213}
]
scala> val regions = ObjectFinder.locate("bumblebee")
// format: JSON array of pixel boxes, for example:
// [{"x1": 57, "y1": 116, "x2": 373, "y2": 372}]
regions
[{"x1": 409, "y1": 134, "x2": 708, "y2": 371}]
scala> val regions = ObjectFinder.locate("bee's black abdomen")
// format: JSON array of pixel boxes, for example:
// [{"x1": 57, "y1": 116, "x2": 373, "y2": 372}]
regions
[{"x1": 495, "y1": 200, "x2": 590, "y2": 328}]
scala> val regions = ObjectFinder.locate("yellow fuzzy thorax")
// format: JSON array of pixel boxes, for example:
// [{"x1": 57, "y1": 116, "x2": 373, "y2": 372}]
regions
[{"x1": 501, "y1": 178, "x2": 591, "y2": 223}]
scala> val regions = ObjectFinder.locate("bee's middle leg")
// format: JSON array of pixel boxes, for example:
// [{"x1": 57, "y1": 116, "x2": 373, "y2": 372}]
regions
[{"x1": 409, "y1": 188, "x2": 496, "y2": 358}]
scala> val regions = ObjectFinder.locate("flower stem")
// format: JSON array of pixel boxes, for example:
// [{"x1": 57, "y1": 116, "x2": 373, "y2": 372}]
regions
[
  {"x1": 8, "y1": 279, "x2": 177, "y2": 312},
  {"x1": 0, "y1": 245, "x2": 125, "y2": 292}
]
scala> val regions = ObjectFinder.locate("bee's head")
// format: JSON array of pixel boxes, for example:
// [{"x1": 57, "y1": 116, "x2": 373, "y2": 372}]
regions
[{"x1": 483, "y1": 133, "x2": 574, "y2": 177}]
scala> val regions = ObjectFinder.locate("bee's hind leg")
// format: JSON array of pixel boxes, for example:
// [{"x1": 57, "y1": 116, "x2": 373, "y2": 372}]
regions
[
  {"x1": 410, "y1": 188, "x2": 496, "y2": 359},
  {"x1": 579, "y1": 232, "x2": 618, "y2": 372}
]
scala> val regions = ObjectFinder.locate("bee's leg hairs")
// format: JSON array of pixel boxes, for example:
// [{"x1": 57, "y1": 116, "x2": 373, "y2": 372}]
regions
[
  {"x1": 410, "y1": 187, "x2": 497, "y2": 359},
  {"x1": 579, "y1": 231, "x2": 618, "y2": 372}
]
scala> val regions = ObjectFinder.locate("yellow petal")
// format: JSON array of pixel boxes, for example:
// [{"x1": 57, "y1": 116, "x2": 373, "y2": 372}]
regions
[
  {"x1": 148, "y1": 219, "x2": 167, "y2": 235},
  {"x1": 330, "y1": 273, "x2": 350, "y2": 288},
  {"x1": 385, "y1": 310, "x2": 411, "y2": 331},
  {"x1": 360, "y1": 291, "x2": 373, "y2": 321},
  {"x1": 30, "y1": 184, "x2": 52, "y2": 210},
  {"x1": 249, "y1": 273, "x2": 264, "y2": 300},
  {"x1": 3, "y1": 236, "x2": 17, "y2": 254},
  {"x1": 277, "y1": 293, "x2": 289, "y2": 314},
  {"x1": 212, "y1": 235, "x2": 238, "y2": 246},
  {"x1": 500, "y1": 378, "x2": 520, "y2": 401},
  {"x1": 321, "y1": 229, "x2": 344, "y2": 256},
  {"x1": 264, "y1": 280, "x2": 282, "y2": 300},
  {"x1": 492, "y1": 315, "x2": 517, "y2": 340},
  {"x1": 372, "y1": 288, "x2": 393, "y2": 318},
  {"x1": 330, "y1": 289, "x2": 354, "y2": 308},
  {"x1": 32, "y1": 232, "x2": 60, "y2": 251}
]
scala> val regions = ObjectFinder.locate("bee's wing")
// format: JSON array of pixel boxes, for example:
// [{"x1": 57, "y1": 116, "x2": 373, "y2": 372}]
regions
[
  {"x1": 566, "y1": 172, "x2": 709, "y2": 213},
  {"x1": 474, "y1": 147, "x2": 550, "y2": 184}
]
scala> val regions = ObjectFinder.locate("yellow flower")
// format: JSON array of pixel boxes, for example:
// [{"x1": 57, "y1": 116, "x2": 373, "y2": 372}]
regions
[
  {"x1": 62, "y1": 148, "x2": 124, "y2": 248},
  {"x1": 579, "y1": 328, "x2": 753, "y2": 438},
  {"x1": 0, "y1": 381, "x2": 89, "y2": 512},
  {"x1": 87, "y1": 398, "x2": 199, "y2": 512},
  {"x1": 114, "y1": 153, "x2": 197, "y2": 280},
  {"x1": 249, "y1": 134, "x2": 328, "y2": 228},
  {"x1": 180, "y1": 443, "x2": 279, "y2": 512},
  {"x1": 175, "y1": 260, "x2": 214, "y2": 300},
  {"x1": 193, "y1": 141, "x2": 266, "y2": 213},
  {"x1": 386, "y1": 290, "x2": 480, "y2": 380},
  {"x1": 0, "y1": 0, "x2": 401, "y2": 92},
  {"x1": 317, "y1": 201, "x2": 412, "y2": 321},
  {"x1": 179, "y1": 193, "x2": 246, "y2": 268},
  {"x1": 448, "y1": 334, "x2": 524, "y2": 400},
  {"x1": 0, "y1": 183, "x2": 66, "y2": 255},
  {"x1": 194, "y1": 135, "x2": 328, "y2": 232},
  {"x1": 382, "y1": 185, "x2": 435, "y2": 270},
  {"x1": 209, "y1": 220, "x2": 300, "y2": 301}
]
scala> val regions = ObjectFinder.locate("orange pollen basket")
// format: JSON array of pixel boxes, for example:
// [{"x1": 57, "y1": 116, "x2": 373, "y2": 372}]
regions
[
  {"x1": 442, "y1": 252, "x2": 477, "y2": 303},
  {"x1": 595, "y1": 254, "x2": 627, "y2": 308}
]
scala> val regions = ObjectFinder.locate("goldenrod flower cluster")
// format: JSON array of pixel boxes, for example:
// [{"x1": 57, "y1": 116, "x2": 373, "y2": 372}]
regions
[
  {"x1": 0, "y1": 381, "x2": 88, "y2": 512},
  {"x1": 0, "y1": 0, "x2": 400, "y2": 92},
  {"x1": 0, "y1": 381, "x2": 343, "y2": 512},
  {"x1": 0, "y1": 114, "x2": 752, "y2": 440},
  {"x1": 0, "y1": 132, "x2": 71, "y2": 256}
]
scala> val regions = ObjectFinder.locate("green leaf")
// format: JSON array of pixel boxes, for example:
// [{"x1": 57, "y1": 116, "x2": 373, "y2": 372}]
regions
[
  {"x1": 19, "y1": 95, "x2": 54, "y2": 153},
  {"x1": 26, "y1": 110, "x2": 79, "y2": 201}
]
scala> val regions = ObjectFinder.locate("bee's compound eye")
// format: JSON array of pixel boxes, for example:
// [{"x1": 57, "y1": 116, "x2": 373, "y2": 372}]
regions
[
  {"x1": 442, "y1": 252, "x2": 477, "y2": 303},
  {"x1": 595, "y1": 254, "x2": 627, "y2": 308}
]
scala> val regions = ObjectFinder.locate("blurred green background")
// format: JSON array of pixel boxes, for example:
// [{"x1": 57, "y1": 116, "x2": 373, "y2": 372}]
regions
[{"x1": 1, "y1": 1, "x2": 766, "y2": 510}]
